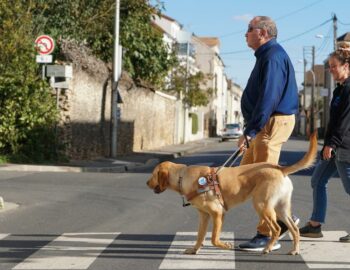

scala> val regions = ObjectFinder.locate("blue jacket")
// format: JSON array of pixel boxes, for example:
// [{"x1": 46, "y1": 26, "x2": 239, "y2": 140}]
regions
[{"x1": 241, "y1": 38, "x2": 298, "y2": 138}]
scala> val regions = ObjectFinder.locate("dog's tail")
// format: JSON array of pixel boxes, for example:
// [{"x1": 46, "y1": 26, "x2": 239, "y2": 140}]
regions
[{"x1": 281, "y1": 132, "x2": 318, "y2": 176}]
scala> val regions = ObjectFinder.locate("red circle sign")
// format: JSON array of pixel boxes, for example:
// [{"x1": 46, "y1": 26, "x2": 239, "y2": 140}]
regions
[{"x1": 35, "y1": 35, "x2": 55, "y2": 55}]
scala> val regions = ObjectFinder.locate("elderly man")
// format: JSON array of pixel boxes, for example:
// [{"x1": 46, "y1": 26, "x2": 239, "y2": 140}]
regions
[{"x1": 237, "y1": 16, "x2": 299, "y2": 252}]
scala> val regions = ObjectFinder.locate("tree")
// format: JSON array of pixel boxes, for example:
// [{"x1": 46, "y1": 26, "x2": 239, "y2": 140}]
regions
[
  {"x1": 0, "y1": 0, "x2": 59, "y2": 161},
  {"x1": 167, "y1": 66, "x2": 213, "y2": 107},
  {"x1": 33, "y1": 0, "x2": 176, "y2": 87}
]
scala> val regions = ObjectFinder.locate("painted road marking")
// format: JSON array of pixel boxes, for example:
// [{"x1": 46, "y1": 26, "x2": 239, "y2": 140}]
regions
[
  {"x1": 0, "y1": 231, "x2": 348, "y2": 269},
  {"x1": 300, "y1": 230, "x2": 350, "y2": 269},
  {"x1": 159, "y1": 232, "x2": 235, "y2": 269},
  {"x1": 13, "y1": 232, "x2": 120, "y2": 270},
  {"x1": 0, "y1": 233, "x2": 9, "y2": 240}
]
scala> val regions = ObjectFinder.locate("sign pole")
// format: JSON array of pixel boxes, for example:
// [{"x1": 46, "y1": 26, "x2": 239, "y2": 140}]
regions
[
  {"x1": 111, "y1": 0, "x2": 121, "y2": 158},
  {"x1": 42, "y1": 64, "x2": 46, "y2": 80}
]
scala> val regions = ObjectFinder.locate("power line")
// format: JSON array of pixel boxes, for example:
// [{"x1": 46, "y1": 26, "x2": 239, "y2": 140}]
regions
[
  {"x1": 220, "y1": 18, "x2": 332, "y2": 55},
  {"x1": 338, "y1": 19, "x2": 350, "y2": 25},
  {"x1": 315, "y1": 24, "x2": 332, "y2": 59},
  {"x1": 219, "y1": 0, "x2": 325, "y2": 39},
  {"x1": 279, "y1": 18, "x2": 332, "y2": 43},
  {"x1": 274, "y1": 0, "x2": 325, "y2": 21},
  {"x1": 220, "y1": 49, "x2": 250, "y2": 56}
]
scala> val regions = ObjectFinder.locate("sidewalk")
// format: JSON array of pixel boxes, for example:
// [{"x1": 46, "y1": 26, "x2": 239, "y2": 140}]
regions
[{"x1": 0, "y1": 138, "x2": 219, "y2": 173}]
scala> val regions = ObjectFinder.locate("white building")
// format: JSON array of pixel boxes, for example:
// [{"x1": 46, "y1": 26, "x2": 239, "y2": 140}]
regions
[
  {"x1": 191, "y1": 36, "x2": 228, "y2": 136},
  {"x1": 152, "y1": 14, "x2": 203, "y2": 143},
  {"x1": 153, "y1": 13, "x2": 242, "y2": 140},
  {"x1": 226, "y1": 80, "x2": 243, "y2": 126}
]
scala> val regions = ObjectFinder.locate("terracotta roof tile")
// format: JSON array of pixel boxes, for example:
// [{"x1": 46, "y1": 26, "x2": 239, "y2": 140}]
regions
[{"x1": 197, "y1": 37, "x2": 220, "y2": 47}]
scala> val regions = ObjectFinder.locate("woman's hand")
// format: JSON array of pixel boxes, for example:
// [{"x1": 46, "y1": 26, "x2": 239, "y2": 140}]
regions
[{"x1": 323, "y1": 145, "x2": 334, "y2": 160}]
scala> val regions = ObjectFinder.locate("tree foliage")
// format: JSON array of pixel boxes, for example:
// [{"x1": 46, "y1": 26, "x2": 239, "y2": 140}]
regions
[
  {"x1": 0, "y1": 0, "x2": 59, "y2": 161},
  {"x1": 168, "y1": 66, "x2": 213, "y2": 107},
  {"x1": 33, "y1": 0, "x2": 209, "y2": 101},
  {"x1": 33, "y1": 0, "x2": 176, "y2": 87}
]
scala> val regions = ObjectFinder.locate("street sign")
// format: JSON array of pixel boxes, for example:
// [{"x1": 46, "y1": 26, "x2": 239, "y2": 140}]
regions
[
  {"x1": 36, "y1": 54, "x2": 53, "y2": 63},
  {"x1": 46, "y1": 65, "x2": 73, "y2": 78},
  {"x1": 35, "y1": 35, "x2": 55, "y2": 55}
]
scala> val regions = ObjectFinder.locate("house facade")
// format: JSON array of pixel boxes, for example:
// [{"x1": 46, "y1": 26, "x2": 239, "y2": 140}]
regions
[{"x1": 153, "y1": 14, "x2": 243, "y2": 141}]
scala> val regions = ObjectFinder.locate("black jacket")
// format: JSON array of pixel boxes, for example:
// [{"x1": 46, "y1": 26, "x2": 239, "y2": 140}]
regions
[{"x1": 324, "y1": 77, "x2": 350, "y2": 162}]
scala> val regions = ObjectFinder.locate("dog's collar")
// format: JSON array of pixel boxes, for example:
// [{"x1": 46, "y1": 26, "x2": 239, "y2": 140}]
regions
[{"x1": 178, "y1": 176, "x2": 191, "y2": 207}]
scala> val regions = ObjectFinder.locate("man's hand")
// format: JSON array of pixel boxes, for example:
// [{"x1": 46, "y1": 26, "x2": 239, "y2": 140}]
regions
[{"x1": 237, "y1": 135, "x2": 251, "y2": 152}]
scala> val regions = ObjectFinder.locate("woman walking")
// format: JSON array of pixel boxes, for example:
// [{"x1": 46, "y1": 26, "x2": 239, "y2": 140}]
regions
[{"x1": 299, "y1": 42, "x2": 350, "y2": 243}]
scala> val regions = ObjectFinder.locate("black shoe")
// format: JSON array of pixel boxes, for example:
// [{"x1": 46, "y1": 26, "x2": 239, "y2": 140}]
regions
[
  {"x1": 339, "y1": 234, "x2": 350, "y2": 242},
  {"x1": 278, "y1": 215, "x2": 300, "y2": 240},
  {"x1": 299, "y1": 222, "x2": 323, "y2": 238}
]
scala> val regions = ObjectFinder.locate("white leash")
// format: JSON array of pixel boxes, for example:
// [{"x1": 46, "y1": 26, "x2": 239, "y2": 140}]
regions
[{"x1": 215, "y1": 148, "x2": 244, "y2": 175}]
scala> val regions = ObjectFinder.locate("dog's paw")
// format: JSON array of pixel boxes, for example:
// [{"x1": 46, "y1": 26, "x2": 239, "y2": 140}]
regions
[
  {"x1": 288, "y1": 250, "x2": 299, "y2": 255},
  {"x1": 224, "y1": 242, "x2": 233, "y2": 249},
  {"x1": 184, "y1": 248, "x2": 198, "y2": 255},
  {"x1": 262, "y1": 248, "x2": 271, "y2": 254}
]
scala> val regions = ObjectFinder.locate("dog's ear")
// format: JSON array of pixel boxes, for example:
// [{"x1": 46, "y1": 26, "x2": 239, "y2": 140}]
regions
[{"x1": 158, "y1": 169, "x2": 169, "y2": 191}]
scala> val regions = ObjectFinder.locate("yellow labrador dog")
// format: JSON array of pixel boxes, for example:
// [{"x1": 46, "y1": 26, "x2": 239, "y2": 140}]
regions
[{"x1": 147, "y1": 133, "x2": 317, "y2": 255}]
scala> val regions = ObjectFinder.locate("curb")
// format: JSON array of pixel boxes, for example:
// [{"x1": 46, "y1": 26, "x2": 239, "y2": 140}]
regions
[
  {"x1": 0, "y1": 139, "x2": 216, "y2": 173},
  {"x1": 0, "y1": 158, "x2": 162, "y2": 174}
]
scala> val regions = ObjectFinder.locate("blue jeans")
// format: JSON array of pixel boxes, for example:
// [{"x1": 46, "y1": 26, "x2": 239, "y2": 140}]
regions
[{"x1": 310, "y1": 158, "x2": 350, "y2": 223}]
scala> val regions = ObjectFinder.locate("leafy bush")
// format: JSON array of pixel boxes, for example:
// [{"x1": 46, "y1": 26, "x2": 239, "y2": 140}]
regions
[
  {"x1": 191, "y1": 113, "x2": 199, "y2": 134},
  {"x1": 0, "y1": 1, "x2": 60, "y2": 162}
]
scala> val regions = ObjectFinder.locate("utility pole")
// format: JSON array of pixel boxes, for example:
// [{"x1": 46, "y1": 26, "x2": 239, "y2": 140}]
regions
[
  {"x1": 183, "y1": 42, "x2": 190, "y2": 143},
  {"x1": 323, "y1": 14, "x2": 337, "y2": 137},
  {"x1": 303, "y1": 56, "x2": 307, "y2": 136},
  {"x1": 310, "y1": 46, "x2": 316, "y2": 134},
  {"x1": 333, "y1": 13, "x2": 338, "y2": 51},
  {"x1": 111, "y1": 0, "x2": 121, "y2": 158}
]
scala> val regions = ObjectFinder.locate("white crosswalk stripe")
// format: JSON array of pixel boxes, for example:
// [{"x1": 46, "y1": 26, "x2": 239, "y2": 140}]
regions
[
  {"x1": 0, "y1": 233, "x2": 10, "y2": 240},
  {"x1": 12, "y1": 232, "x2": 120, "y2": 270},
  {"x1": 159, "y1": 232, "x2": 235, "y2": 269},
  {"x1": 300, "y1": 231, "x2": 350, "y2": 269},
  {"x1": 0, "y1": 231, "x2": 348, "y2": 269}
]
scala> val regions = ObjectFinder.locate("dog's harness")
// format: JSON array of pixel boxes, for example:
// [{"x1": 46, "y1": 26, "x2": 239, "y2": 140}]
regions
[
  {"x1": 178, "y1": 168, "x2": 227, "y2": 211},
  {"x1": 178, "y1": 142, "x2": 248, "y2": 211}
]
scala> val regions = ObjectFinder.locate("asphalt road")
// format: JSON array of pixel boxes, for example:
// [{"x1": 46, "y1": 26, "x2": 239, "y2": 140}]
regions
[{"x1": 0, "y1": 138, "x2": 349, "y2": 270}]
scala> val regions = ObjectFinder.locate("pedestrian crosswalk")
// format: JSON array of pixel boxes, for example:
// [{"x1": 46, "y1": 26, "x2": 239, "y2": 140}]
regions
[
  {"x1": 300, "y1": 231, "x2": 350, "y2": 269},
  {"x1": 13, "y1": 233, "x2": 119, "y2": 270},
  {"x1": 0, "y1": 231, "x2": 348, "y2": 269},
  {"x1": 159, "y1": 232, "x2": 235, "y2": 269}
]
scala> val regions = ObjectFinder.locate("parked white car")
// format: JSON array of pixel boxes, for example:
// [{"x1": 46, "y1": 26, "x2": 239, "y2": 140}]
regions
[{"x1": 221, "y1": 123, "x2": 243, "y2": 142}]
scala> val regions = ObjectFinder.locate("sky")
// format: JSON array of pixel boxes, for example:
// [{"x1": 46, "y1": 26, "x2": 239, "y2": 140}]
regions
[{"x1": 157, "y1": 0, "x2": 350, "y2": 89}]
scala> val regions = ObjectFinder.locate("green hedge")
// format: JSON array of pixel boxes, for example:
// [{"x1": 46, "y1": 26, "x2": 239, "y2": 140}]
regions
[
  {"x1": 0, "y1": 1, "x2": 62, "y2": 163},
  {"x1": 190, "y1": 113, "x2": 198, "y2": 134}
]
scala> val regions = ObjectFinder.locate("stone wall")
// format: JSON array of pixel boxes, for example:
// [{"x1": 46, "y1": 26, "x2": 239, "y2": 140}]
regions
[
  {"x1": 57, "y1": 40, "x2": 176, "y2": 159},
  {"x1": 118, "y1": 76, "x2": 177, "y2": 152}
]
